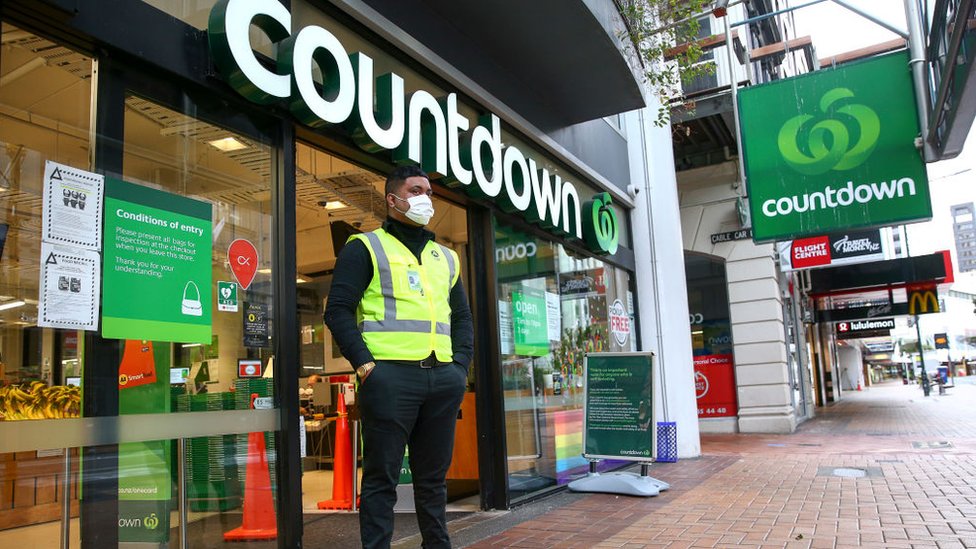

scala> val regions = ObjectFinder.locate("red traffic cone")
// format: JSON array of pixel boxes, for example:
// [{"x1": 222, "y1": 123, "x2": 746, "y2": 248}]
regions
[
  {"x1": 857, "y1": 381, "x2": 862, "y2": 391},
  {"x1": 318, "y1": 393, "x2": 352, "y2": 510},
  {"x1": 224, "y1": 394, "x2": 277, "y2": 541}
]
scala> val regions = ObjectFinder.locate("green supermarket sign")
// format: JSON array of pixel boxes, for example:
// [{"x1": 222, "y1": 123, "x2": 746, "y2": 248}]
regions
[
  {"x1": 207, "y1": 0, "x2": 618, "y2": 254},
  {"x1": 740, "y1": 51, "x2": 932, "y2": 242}
]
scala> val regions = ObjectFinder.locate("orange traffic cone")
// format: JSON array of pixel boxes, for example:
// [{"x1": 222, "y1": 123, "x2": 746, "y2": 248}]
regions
[
  {"x1": 224, "y1": 394, "x2": 277, "y2": 541},
  {"x1": 318, "y1": 393, "x2": 353, "y2": 510}
]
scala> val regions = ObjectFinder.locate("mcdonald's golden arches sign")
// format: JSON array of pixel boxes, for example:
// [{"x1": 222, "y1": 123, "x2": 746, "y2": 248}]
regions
[{"x1": 907, "y1": 286, "x2": 940, "y2": 315}]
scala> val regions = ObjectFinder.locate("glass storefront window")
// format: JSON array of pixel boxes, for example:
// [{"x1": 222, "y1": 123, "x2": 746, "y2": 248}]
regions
[
  {"x1": 0, "y1": 24, "x2": 92, "y2": 420},
  {"x1": 0, "y1": 23, "x2": 91, "y2": 540},
  {"x1": 121, "y1": 94, "x2": 276, "y2": 402},
  {"x1": 495, "y1": 219, "x2": 635, "y2": 501},
  {"x1": 685, "y1": 252, "x2": 738, "y2": 419}
]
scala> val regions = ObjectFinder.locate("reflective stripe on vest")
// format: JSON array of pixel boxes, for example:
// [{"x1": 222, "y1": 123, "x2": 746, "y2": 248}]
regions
[{"x1": 353, "y1": 229, "x2": 458, "y2": 361}]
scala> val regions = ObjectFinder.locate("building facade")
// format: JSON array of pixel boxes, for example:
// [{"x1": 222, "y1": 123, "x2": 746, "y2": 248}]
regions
[
  {"x1": 0, "y1": 0, "x2": 697, "y2": 546},
  {"x1": 674, "y1": 1, "x2": 818, "y2": 434}
]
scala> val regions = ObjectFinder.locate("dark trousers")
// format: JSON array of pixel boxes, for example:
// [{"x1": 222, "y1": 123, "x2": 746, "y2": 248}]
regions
[{"x1": 357, "y1": 360, "x2": 467, "y2": 549}]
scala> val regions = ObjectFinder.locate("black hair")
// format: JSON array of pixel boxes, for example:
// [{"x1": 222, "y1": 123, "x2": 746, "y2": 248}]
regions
[{"x1": 385, "y1": 165, "x2": 428, "y2": 196}]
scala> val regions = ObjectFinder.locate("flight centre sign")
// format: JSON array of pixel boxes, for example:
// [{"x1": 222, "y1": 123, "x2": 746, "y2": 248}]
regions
[
  {"x1": 739, "y1": 51, "x2": 932, "y2": 242},
  {"x1": 207, "y1": 0, "x2": 619, "y2": 255}
]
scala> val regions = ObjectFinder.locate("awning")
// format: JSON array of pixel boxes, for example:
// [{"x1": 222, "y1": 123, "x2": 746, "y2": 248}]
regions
[{"x1": 809, "y1": 251, "x2": 953, "y2": 296}]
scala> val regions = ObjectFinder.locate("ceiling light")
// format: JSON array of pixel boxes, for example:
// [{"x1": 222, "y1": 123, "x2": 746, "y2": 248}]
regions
[
  {"x1": 0, "y1": 300, "x2": 26, "y2": 312},
  {"x1": 321, "y1": 200, "x2": 348, "y2": 210},
  {"x1": 207, "y1": 137, "x2": 248, "y2": 152},
  {"x1": 258, "y1": 268, "x2": 272, "y2": 274}
]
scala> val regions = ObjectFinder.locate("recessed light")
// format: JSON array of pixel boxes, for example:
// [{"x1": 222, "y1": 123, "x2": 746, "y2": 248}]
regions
[
  {"x1": 207, "y1": 137, "x2": 248, "y2": 152},
  {"x1": 322, "y1": 200, "x2": 348, "y2": 210}
]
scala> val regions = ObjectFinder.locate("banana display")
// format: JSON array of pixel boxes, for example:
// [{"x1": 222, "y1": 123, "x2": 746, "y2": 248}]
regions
[{"x1": 0, "y1": 381, "x2": 81, "y2": 420}]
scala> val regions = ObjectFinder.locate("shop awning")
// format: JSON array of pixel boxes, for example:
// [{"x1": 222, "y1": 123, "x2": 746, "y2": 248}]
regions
[
  {"x1": 359, "y1": 0, "x2": 646, "y2": 128},
  {"x1": 809, "y1": 251, "x2": 953, "y2": 296}
]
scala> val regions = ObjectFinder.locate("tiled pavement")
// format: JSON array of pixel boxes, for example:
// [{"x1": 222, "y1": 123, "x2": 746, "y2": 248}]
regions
[{"x1": 458, "y1": 380, "x2": 976, "y2": 549}]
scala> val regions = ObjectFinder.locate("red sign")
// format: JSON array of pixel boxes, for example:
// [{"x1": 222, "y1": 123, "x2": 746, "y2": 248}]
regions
[
  {"x1": 692, "y1": 354, "x2": 737, "y2": 418},
  {"x1": 228, "y1": 239, "x2": 258, "y2": 290},
  {"x1": 238, "y1": 359, "x2": 262, "y2": 377},
  {"x1": 790, "y1": 236, "x2": 831, "y2": 268},
  {"x1": 118, "y1": 340, "x2": 158, "y2": 390}
]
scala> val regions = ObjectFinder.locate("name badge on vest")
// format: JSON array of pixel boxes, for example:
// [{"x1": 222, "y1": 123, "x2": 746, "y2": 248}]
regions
[{"x1": 407, "y1": 270, "x2": 423, "y2": 293}]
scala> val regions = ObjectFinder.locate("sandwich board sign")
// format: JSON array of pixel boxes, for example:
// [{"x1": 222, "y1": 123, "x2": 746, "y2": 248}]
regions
[{"x1": 569, "y1": 352, "x2": 669, "y2": 497}]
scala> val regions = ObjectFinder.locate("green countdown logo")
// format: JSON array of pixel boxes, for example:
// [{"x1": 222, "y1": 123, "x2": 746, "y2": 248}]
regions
[
  {"x1": 143, "y1": 513, "x2": 160, "y2": 530},
  {"x1": 582, "y1": 193, "x2": 619, "y2": 255},
  {"x1": 777, "y1": 88, "x2": 880, "y2": 175}
]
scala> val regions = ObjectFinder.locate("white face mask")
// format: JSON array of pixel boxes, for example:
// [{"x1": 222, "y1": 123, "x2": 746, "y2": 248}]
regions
[{"x1": 392, "y1": 193, "x2": 435, "y2": 225}]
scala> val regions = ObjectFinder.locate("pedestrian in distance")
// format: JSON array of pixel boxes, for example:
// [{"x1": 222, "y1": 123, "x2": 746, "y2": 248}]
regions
[{"x1": 324, "y1": 164, "x2": 474, "y2": 549}]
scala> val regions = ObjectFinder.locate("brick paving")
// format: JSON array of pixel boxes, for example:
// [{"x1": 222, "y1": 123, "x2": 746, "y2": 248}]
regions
[{"x1": 462, "y1": 380, "x2": 976, "y2": 548}]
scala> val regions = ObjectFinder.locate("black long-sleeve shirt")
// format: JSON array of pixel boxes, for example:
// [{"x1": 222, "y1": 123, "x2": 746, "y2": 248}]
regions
[{"x1": 324, "y1": 217, "x2": 474, "y2": 369}]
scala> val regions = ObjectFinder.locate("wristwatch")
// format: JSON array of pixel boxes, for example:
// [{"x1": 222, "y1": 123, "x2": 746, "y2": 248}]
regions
[{"x1": 356, "y1": 361, "x2": 376, "y2": 380}]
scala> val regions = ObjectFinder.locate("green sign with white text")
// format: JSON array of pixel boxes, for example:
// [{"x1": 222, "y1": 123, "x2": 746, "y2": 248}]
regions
[
  {"x1": 740, "y1": 51, "x2": 932, "y2": 242},
  {"x1": 102, "y1": 178, "x2": 213, "y2": 343},
  {"x1": 583, "y1": 352, "x2": 654, "y2": 461},
  {"x1": 512, "y1": 288, "x2": 549, "y2": 357}
]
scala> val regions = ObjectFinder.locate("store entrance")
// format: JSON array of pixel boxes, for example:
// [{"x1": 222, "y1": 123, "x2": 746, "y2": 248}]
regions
[{"x1": 292, "y1": 142, "x2": 479, "y2": 516}]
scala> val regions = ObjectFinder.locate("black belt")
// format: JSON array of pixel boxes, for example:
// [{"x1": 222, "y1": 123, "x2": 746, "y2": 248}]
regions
[{"x1": 397, "y1": 353, "x2": 450, "y2": 369}]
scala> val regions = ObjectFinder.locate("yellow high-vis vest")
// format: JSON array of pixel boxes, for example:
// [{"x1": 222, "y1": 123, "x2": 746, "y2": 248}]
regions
[{"x1": 351, "y1": 228, "x2": 460, "y2": 362}]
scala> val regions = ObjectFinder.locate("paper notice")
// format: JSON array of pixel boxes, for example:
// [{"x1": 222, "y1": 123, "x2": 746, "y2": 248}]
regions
[
  {"x1": 42, "y1": 161, "x2": 104, "y2": 250},
  {"x1": 38, "y1": 242, "x2": 101, "y2": 330}
]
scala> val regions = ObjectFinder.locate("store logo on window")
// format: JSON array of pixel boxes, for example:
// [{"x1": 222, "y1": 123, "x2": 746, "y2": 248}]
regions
[
  {"x1": 207, "y1": 0, "x2": 619, "y2": 254},
  {"x1": 609, "y1": 299, "x2": 630, "y2": 346}
]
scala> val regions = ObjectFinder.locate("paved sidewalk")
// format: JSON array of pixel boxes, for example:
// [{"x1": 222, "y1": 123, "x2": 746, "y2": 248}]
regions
[{"x1": 458, "y1": 380, "x2": 976, "y2": 548}]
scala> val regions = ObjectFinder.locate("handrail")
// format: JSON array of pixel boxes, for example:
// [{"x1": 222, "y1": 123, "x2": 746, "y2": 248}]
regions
[{"x1": 0, "y1": 408, "x2": 280, "y2": 453}]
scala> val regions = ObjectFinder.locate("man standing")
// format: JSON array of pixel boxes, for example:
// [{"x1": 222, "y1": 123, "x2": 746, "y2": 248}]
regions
[{"x1": 325, "y1": 165, "x2": 474, "y2": 549}]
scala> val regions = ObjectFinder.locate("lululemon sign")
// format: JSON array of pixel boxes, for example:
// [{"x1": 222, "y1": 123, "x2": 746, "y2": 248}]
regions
[
  {"x1": 739, "y1": 51, "x2": 932, "y2": 242},
  {"x1": 207, "y1": 0, "x2": 619, "y2": 254}
]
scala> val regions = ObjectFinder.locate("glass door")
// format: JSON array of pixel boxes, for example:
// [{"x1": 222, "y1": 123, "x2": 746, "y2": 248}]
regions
[{"x1": 292, "y1": 141, "x2": 480, "y2": 519}]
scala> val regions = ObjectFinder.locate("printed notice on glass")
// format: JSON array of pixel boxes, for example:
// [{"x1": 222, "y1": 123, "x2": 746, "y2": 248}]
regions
[
  {"x1": 38, "y1": 242, "x2": 101, "y2": 330},
  {"x1": 545, "y1": 291, "x2": 561, "y2": 341},
  {"x1": 498, "y1": 301, "x2": 513, "y2": 355},
  {"x1": 42, "y1": 160, "x2": 104, "y2": 250}
]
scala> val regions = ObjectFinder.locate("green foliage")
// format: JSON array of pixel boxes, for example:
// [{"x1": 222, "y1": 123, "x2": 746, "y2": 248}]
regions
[{"x1": 617, "y1": 0, "x2": 717, "y2": 126}]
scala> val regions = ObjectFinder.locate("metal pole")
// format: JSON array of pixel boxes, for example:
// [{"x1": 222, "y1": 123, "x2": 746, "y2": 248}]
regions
[
  {"x1": 915, "y1": 316, "x2": 930, "y2": 396},
  {"x1": 731, "y1": 0, "x2": 829, "y2": 28},
  {"x1": 178, "y1": 438, "x2": 188, "y2": 549},
  {"x1": 350, "y1": 420, "x2": 359, "y2": 512},
  {"x1": 724, "y1": 14, "x2": 746, "y2": 193},
  {"x1": 60, "y1": 449, "x2": 70, "y2": 549},
  {"x1": 947, "y1": 349, "x2": 954, "y2": 385},
  {"x1": 904, "y1": 0, "x2": 938, "y2": 161},
  {"x1": 831, "y1": 0, "x2": 909, "y2": 37}
]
